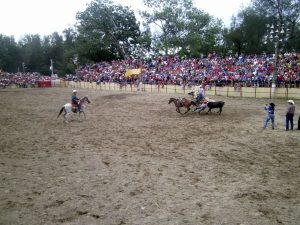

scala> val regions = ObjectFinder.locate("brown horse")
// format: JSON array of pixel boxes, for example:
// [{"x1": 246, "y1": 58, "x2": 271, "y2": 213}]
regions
[{"x1": 168, "y1": 97, "x2": 196, "y2": 114}]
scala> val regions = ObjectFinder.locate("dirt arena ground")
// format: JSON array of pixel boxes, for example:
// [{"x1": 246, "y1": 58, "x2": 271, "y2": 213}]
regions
[{"x1": 0, "y1": 87, "x2": 299, "y2": 225}]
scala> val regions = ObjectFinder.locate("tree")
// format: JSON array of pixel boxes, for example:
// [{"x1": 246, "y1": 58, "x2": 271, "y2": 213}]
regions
[
  {"x1": 226, "y1": 7, "x2": 268, "y2": 54},
  {"x1": 225, "y1": 25, "x2": 245, "y2": 55},
  {"x1": 141, "y1": 0, "x2": 193, "y2": 55},
  {"x1": 46, "y1": 32, "x2": 64, "y2": 75},
  {"x1": 141, "y1": 0, "x2": 223, "y2": 56},
  {"x1": 252, "y1": 0, "x2": 300, "y2": 52},
  {"x1": 76, "y1": 0, "x2": 141, "y2": 61},
  {"x1": 19, "y1": 34, "x2": 46, "y2": 73},
  {"x1": 62, "y1": 27, "x2": 79, "y2": 74},
  {"x1": 0, "y1": 35, "x2": 21, "y2": 72},
  {"x1": 184, "y1": 8, "x2": 223, "y2": 56}
]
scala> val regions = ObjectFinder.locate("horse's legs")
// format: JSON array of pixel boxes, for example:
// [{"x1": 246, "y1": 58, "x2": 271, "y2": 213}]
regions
[
  {"x1": 79, "y1": 111, "x2": 86, "y2": 120},
  {"x1": 176, "y1": 107, "x2": 181, "y2": 114},
  {"x1": 219, "y1": 107, "x2": 223, "y2": 115},
  {"x1": 63, "y1": 110, "x2": 68, "y2": 123},
  {"x1": 184, "y1": 107, "x2": 190, "y2": 114}
]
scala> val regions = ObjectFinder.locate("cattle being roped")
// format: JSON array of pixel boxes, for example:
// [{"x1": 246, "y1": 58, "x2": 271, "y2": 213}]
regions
[{"x1": 206, "y1": 101, "x2": 225, "y2": 115}]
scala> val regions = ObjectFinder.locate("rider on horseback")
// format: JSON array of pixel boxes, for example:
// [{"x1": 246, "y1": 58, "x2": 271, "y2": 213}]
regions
[
  {"x1": 191, "y1": 86, "x2": 205, "y2": 106},
  {"x1": 71, "y1": 90, "x2": 81, "y2": 112},
  {"x1": 197, "y1": 86, "x2": 205, "y2": 101}
]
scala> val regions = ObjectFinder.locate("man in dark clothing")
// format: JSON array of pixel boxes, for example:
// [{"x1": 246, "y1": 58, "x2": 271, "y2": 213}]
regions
[
  {"x1": 286, "y1": 100, "x2": 295, "y2": 130},
  {"x1": 71, "y1": 90, "x2": 81, "y2": 112}
]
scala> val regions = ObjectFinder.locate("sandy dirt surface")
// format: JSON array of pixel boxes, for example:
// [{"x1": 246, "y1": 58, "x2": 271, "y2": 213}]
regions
[{"x1": 0, "y1": 88, "x2": 299, "y2": 225}]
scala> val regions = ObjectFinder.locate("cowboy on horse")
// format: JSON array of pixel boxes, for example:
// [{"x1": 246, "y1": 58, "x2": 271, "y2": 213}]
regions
[
  {"x1": 71, "y1": 90, "x2": 81, "y2": 112},
  {"x1": 189, "y1": 86, "x2": 205, "y2": 106}
]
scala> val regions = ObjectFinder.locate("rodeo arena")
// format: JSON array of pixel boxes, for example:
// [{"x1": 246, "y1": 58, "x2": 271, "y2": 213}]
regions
[{"x1": 1, "y1": 53, "x2": 300, "y2": 225}]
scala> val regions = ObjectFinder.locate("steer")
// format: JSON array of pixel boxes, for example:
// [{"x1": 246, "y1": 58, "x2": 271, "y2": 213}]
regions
[{"x1": 206, "y1": 101, "x2": 225, "y2": 115}]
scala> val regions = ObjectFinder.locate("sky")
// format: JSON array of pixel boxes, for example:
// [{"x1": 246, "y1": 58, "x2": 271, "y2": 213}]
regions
[{"x1": 0, "y1": 0, "x2": 251, "y2": 41}]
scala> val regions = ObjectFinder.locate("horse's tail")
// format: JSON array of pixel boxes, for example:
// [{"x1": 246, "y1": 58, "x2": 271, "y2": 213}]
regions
[{"x1": 57, "y1": 106, "x2": 64, "y2": 118}]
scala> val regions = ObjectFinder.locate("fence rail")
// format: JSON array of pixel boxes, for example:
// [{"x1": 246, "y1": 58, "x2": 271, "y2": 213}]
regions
[
  {"x1": 62, "y1": 81, "x2": 300, "y2": 99},
  {"x1": 2, "y1": 80, "x2": 299, "y2": 99}
]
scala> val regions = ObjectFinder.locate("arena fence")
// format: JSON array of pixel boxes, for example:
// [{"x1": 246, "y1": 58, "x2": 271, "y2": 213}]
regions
[
  {"x1": 61, "y1": 81, "x2": 300, "y2": 100},
  {"x1": 2, "y1": 80, "x2": 299, "y2": 99}
]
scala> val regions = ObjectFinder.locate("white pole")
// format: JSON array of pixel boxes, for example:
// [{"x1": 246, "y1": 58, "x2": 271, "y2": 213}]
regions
[{"x1": 50, "y1": 59, "x2": 54, "y2": 75}]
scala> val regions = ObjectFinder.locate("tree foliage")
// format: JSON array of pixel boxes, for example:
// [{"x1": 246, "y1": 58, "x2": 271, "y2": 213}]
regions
[
  {"x1": 225, "y1": 7, "x2": 268, "y2": 54},
  {"x1": 141, "y1": 0, "x2": 223, "y2": 56},
  {"x1": 76, "y1": 0, "x2": 141, "y2": 61},
  {"x1": 0, "y1": 35, "x2": 21, "y2": 72},
  {"x1": 0, "y1": 0, "x2": 299, "y2": 74}
]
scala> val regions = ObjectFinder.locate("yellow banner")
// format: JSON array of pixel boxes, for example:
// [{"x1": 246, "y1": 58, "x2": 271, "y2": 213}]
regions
[{"x1": 125, "y1": 68, "x2": 141, "y2": 77}]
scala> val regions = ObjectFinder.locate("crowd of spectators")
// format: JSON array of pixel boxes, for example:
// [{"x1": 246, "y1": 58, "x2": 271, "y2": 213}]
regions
[
  {"x1": 1, "y1": 53, "x2": 300, "y2": 89},
  {"x1": 0, "y1": 72, "x2": 51, "y2": 88},
  {"x1": 65, "y1": 52, "x2": 300, "y2": 88}
]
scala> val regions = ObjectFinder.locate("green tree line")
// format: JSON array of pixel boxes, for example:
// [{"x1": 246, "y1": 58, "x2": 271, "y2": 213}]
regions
[{"x1": 0, "y1": 0, "x2": 299, "y2": 75}]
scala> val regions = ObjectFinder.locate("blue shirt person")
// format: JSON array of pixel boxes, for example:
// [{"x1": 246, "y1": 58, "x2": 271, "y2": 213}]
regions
[
  {"x1": 263, "y1": 102, "x2": 275, "y2": 129},
  {"x1": 195, "y1": 86, "x2": 205, "y2": 104}
]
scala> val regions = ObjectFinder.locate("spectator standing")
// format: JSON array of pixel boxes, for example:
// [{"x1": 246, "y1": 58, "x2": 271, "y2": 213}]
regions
[
  {"x1": 286, "y1": 100, "x2": 296, "y2": 130},
  {"x1": 263, "y1": 103, "x2": 275, "y2": 129}
]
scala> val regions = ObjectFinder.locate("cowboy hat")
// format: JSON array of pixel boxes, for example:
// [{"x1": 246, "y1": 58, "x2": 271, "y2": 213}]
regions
[
  {"x1": 73, "y1": 90, "x2": 77, "y2": 93},
  {"x1": 287, "y1": 100, "x2": 295, "y2": 104}
]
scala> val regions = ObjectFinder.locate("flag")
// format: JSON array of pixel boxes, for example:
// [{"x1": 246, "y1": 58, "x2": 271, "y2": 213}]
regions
[{"x1": 125, "y1": 68, "x2": 141, "y2": 77}]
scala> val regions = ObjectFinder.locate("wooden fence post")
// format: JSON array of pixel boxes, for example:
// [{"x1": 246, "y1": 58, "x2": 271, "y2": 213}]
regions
[
  {"x1": 227, "y1": 86, "x2": 229, "y2": 97},
  {"x1": 240, "y1": 86, "x2": 242, "y2": 97}
]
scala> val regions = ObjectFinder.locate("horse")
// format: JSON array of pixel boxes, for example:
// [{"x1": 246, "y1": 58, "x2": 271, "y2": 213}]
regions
[
  {"x1": 206, "y1": 101, "x2": 225, "y2": 115},
  {"x1": 57, "y1": 96, "x2": 91, "y2": 122},
  {"x1": 168, "y1": 97, "x2": 197, "y2": 114}
]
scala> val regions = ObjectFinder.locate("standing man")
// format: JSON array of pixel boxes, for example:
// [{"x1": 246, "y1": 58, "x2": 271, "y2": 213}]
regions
[{"x1": 286, "y1": 100, "x2": 295, "y2": 130}]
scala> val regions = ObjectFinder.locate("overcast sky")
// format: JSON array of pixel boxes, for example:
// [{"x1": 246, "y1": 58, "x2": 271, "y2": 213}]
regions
[{"x1": 0, "y1": 0, "x2": 251, "y2": 41}]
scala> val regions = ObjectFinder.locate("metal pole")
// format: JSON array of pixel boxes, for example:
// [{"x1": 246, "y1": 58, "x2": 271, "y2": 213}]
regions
[
  {"x1": 139, "y1": 60, "x2": 142, "y2": 91},
  {"x1": 139, "y1": 49, "x2": 142, "y2": 92},
  {"x1": 50, "y1": 59, "x2": 54, "y2": 75},
  {"x1": 270, "y1": 35, "x2": 280, "y2": 99},
  {"x1": 273, "y1": 42, "x2": 279, "y2": 87}
]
